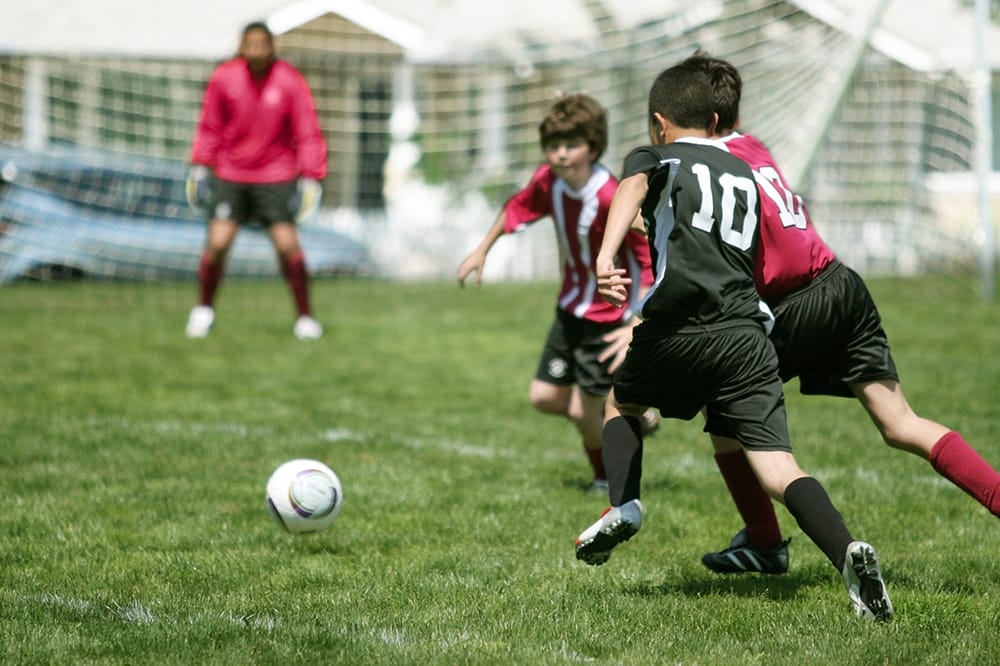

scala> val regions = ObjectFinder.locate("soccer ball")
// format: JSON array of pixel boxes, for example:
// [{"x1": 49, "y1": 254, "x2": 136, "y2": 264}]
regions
[{"x1": 265, "y1": 458, "x2": 344, "y2": 534}]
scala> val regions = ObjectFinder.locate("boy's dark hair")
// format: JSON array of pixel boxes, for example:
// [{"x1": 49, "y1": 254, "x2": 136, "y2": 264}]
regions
[
  {"x1": 538, "y1": 93, "x2": 608, "y2": 161},
  {"x1": 242, "y1": 21, "x2": 274, "y2": 41},
  {"x1": 681, "y1": 49, "x2": 742, "y2": 133},
  {"x1": 647, "y1": 63, "x2": 716, "y2": 132}
]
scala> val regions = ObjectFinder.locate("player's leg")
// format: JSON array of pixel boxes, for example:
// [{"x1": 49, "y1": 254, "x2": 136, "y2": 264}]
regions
[
  {"x1": 570, "y1": 321, "x2": 629, "y2": 492},
  {"x1": 576, "y1": 329, "x2": 697, "y2": 566},
  {"x1": 702, "y1": 429, "x2": 788, "y2": 574},
  {"x1": 743, "y1": 444, "x2": 892, "y2": 621},
  {"x1": 257, "y1": 181, "x2": 321, "y2": 338},
  {"x1": 528, "y1": 378, "x2": 571, "y2": 415},
  {"x1": 201, "y1": 217, "x2": 239, "y2": 301},
  {"x1": 269, "y1": 221, "x2": 320, "y2": 336},
  {"x1": 574, "y1": 391, "x2": 646, "y2": 566},
  {"x1": 567, "y1": 387, "x2": 609, "y2": 492},
  {"x1": 187, "y1": 216, "x2": 239, "y2": 338},
  {"x1": 723, "y1": 325, "x2": 891, "y2": 620},
  {"x1": 187, "y1": 179, "x2": 247, "y2": 338},
  {"x1": 853, "y1": 378, "x2": 1000, "y2": 517}
]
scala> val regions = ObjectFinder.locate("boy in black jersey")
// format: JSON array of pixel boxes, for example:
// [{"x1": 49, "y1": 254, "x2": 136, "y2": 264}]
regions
[{"x1": 573, "y1": 63, "x2": 893, "y2": 622}]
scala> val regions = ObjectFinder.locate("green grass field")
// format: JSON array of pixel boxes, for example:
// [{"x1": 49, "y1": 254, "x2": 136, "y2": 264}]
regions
[{"x1": 2, "y1": 275, "x2": 999, "y2": 665}]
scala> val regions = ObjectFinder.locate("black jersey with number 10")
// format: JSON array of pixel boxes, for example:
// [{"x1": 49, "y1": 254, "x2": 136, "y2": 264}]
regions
[{"x1": 622, "y1": 138, "x2": 770, "y2": 331}]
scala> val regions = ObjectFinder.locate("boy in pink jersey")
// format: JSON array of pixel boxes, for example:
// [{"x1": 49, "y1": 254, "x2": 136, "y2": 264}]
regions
[
  {"x1": 684, "y1": 52, "x2": 1000, "y2": 575},
  {"x1": 457, "y1": 93, "x2": 657, "y2": 492},
  {"x1": 185, "y1": 21, "x2": 328, "y2": 340}
]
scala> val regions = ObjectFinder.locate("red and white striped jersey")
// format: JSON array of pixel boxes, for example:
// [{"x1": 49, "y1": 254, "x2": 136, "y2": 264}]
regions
[
  {"x1": 503, "y1": 163, "x2": 654, "y2": 324},
  {"x1": 721, "y1": 132, "x2": 835, "y2": 300}
]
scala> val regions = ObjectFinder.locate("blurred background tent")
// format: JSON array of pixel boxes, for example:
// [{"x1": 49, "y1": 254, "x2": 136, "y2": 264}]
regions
[{"x1": 1, "y1": 0, "x2": 998, "y2": 281}]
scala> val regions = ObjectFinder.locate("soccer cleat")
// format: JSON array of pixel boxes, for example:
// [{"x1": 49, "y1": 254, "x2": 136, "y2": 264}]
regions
[
  {"x1": 575, "y1": 499, "x2": 643, "y2": 566},
  {"x1": 294, "y1": 315, "x2": 323, "y2": 340},
  {"x1": 701, "y1": 528, "x2": 790, "y2": 575},
  {"x1": 586, "y1": 478, "x2": 609, "y2": 495},
  {"x1": 185, "y1": 305, "x2": 215, "y2": 338},
  {"x1": 842, "y1": 541, "x2": 893, "y2": 622}
]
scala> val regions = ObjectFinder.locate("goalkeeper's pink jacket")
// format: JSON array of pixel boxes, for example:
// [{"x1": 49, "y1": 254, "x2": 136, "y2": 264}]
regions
[{"x1": 190, "y1": 58, "x2": 327, "y2": 183}]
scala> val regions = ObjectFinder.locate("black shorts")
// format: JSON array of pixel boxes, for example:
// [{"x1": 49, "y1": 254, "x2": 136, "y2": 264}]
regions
[
  {"x1": 535, "y1": 307, "x2": 621, "y2": 396},
  {"x1": 615, "y1": 321, "x2": 792, "y2": 452},
  {"x1": 209, "y1": 179, "x2": 299, "y2": 227},
  {"x1": 769, "y1": 261, "x2": 898, "y2": 398}
]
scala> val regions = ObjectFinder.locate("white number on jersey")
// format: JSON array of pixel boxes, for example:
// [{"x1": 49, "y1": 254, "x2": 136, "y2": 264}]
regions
[
  {"x1": 754, "y1": 165, "x2": 807, "y2": 229},
  {"x1": 690, "y1": 163, "x2": 758, "y2": 251}
]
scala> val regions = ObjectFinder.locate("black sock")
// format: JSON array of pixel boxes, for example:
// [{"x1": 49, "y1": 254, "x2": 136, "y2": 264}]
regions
[
  {"x1": 783, "y1": 476, "x2": 853, "y2": 571},
  {"x1": 602, "y1": 416, "x2": 643, "y2": 506}
]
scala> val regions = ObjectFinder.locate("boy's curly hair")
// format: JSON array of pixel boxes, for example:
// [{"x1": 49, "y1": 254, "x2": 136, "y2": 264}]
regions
[{"x1": 538, "y1": 93, "x2": 608, "y2": 162}]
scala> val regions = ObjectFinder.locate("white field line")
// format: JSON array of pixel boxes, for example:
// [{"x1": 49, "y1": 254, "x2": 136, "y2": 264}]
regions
[
  {"x1": 72, "y1": 415, "x2": 928, "y2": 487},
  {"x1": 24, "y1": 593, "x2": 599, "y2": 659}
]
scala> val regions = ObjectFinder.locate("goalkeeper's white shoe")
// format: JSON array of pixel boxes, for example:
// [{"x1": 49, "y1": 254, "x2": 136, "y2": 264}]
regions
[
  {"x1": 842, "y1": 541, "x2": 893, "y2": 622},
  {"x1": 575, "y1": 499, "x2": 643, "y2": 566},
  {"x1": 185, "y1": 305, "x2": 215, "y2": 338},
  {"x1": 294, "y1": 315, "x2": 323, "y2": 340}
]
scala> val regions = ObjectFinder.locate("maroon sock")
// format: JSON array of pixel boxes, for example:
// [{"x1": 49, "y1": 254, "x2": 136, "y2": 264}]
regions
[
  {"x1": 714, "y1": 450, "x2": 784, "y2": 548},
  {"x1": 198, "y1": 252, "x2": 225, "y2": 307},
  {"x1": 280, "y1": 250, "x2": 311, "y2": 317},
  {"x1": 584, "y1": 446, "x2": 606, "y2": 481},
  {"x1": 930, "y1": 431, "x2": 1000, "y2": 517}
]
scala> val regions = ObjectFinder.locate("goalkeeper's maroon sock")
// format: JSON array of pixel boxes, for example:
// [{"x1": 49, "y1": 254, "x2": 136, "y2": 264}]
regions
[
  {"x1": 198, "y1": 252, "x2": 224, "y2": 306},
  {"x1": 281, "y1": 250, "x2": 312, "y2": 317},
  {"x1": 714, "y1": 450, "x2": 784, "y2": 549},
  {"x1": 930, "y1": 431, "x2": 1000, "y2": 517}
]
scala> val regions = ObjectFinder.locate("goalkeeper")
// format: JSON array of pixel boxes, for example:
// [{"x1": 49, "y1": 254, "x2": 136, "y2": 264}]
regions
[{"x1": 185, "y1": 21, "x2": 327, "y2": 340}]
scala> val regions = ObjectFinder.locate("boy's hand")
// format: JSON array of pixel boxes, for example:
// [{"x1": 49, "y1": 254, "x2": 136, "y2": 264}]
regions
[
  {"x1": 457, "y1": 251, "x2": 487, "y2": 287},
  {"x1": 596, "y1": 258, "x2": 631, "y2": 307},
  {"x1": 598, "y1": 322, "x2": 637, "y2": 373}
]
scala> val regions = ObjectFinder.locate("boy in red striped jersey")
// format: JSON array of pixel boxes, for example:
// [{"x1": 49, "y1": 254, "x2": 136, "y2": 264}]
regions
[{"x1": 457, "y1": 93, "x2": 658, "y2": 492}]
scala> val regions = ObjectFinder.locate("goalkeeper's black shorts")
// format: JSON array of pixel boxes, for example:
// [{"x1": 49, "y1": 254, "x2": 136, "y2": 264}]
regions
[{"x1": 209, "y1": 178, "x2": 298, "y2": 227}]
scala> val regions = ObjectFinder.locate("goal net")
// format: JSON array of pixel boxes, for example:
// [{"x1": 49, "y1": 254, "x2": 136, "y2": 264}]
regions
[{"x1": 0, "y1": 0, "x2": 989, "y2": 283}]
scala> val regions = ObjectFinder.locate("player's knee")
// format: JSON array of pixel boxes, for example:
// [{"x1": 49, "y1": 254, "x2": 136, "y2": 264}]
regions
[{"x1": 529, "y1": 390, "x2": 566, "y2": 415}]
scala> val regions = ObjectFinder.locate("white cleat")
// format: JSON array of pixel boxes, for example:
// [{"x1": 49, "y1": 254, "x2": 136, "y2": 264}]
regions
[
  {"x1": 185, "y1": 305, "x2": 215, "y2": 338},
  {"x1": 842, "y1": 541, "x2": 893, "y2": 622},
  {"x1": 294, "y1": 315, "x2": 323, "y2": 340},
  {"x1": 575, "y1": 499, "x2": 643, "y2": 566}
]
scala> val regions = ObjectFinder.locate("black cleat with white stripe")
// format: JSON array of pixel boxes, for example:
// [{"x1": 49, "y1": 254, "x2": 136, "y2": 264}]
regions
[{"x1": 701, "y1": 528, "x2": 790, "y2": 575}]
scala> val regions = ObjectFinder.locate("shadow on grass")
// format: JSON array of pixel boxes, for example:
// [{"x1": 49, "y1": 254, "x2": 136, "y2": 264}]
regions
[{"x1": 623, "y1": 564, "x2": 833, "y2": 603}]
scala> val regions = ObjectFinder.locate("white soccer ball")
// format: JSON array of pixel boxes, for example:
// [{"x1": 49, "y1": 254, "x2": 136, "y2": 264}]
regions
[{"x1": 265, "y1": 458, "x2": 344, "y2": 534}]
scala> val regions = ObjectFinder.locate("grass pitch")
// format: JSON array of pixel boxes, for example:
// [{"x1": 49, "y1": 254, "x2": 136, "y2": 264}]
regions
[{"x1": 1, "y1": 275, "x2": 999, "y2": 664}]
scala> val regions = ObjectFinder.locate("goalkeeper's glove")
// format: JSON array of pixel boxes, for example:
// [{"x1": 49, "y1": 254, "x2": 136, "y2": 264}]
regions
[
  {"x1": 185, "y1": 165, "x2": 213, "y2": 211},
  {"x1": 289, "y1": 177, "x2": 323, "y2": 223}
]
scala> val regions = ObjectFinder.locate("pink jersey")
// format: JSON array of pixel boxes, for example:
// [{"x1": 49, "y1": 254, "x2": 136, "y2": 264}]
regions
[
  {"x1": 190, "y1": 58, "x2": 327, "y2": 183},
  {"x1": 503, "y1": 163, "x2": 654, "y2": 324},
  {"x1": 721, "y1": 132, "x2": 835, "y2": 299}
]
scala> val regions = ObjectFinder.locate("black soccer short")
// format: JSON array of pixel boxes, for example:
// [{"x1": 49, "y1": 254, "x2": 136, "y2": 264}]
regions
[
  {"x1": 535, "y1": 307, "x2": 621, "y2": 396},
  {"x1": 769, "y1": 260, "x2": 898, "y2": 398},
  {"x1": 615, "y1": 321, "x2": 792, "y2": 452},
  {"x1": 209, "y1": 179, "x2": 299, "y2": 227}
]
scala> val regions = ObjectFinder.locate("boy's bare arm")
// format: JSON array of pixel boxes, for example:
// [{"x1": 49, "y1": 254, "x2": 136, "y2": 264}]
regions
[
  {"x1": 457, "y1": 210, "x2": 507, "y2": 286},
  {"x1": 597, "y1": 173, "x2": 649, "y2": 307}
]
